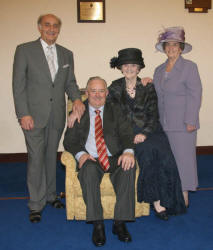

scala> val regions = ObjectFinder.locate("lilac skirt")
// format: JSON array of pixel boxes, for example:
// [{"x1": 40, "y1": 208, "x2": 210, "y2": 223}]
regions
[{"x1": 165, "y1": 130, "x2": 198, "y2": 191}]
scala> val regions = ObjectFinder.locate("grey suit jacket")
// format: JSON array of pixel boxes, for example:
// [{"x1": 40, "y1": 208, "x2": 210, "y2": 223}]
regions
[
  {"x1": 13, "y1": 39, "x2": 80, "y2": 129},
  {"x1": 153, "y1": 56, "x2": 202, "y2": 131},
  {"x1": 63, "y1": 101, "x2": 135, "y2": 158}
]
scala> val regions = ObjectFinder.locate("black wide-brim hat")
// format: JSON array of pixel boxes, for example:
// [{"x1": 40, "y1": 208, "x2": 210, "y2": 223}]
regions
[{"x1": 110, "y1": 48, "x2": 145, "y2": 69}]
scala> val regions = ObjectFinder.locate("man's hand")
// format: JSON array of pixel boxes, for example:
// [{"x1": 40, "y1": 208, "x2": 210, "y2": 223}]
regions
[
  {"x1": 67, "y1": 112, "x2": 78, "y2": 128},
  {"x1": 134, "y1": 133, "x2": 147, "y2": 144},
  {"x1": 72, "y1": 99, "x2": 85, "y2": 123},
  {"x1": 20, "y1": 116, "x2": 34, "y2": 130},
  {"x1": 141, "y1": 77, "x2": 152, "y2": 86},
  {"x1": 79, "y1": 153, "x2": 96, "y2": 169},
  {"x1": 186, "y1": 124, "x2": 196, "y2": 132},
  {"x1": 118, "y1": 152, "x2": 135, "y2": 171}
]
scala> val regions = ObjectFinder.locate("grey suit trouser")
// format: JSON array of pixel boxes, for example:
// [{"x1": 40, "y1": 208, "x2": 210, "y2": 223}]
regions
[
  {"x1": 78, "y1": 157, "x2": 136, "y2": 222},
  {"x1": 23, "y1": 121, "x2": 63, "y2": 211}
]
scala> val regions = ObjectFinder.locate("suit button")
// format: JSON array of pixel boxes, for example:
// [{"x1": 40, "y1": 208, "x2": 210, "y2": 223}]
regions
[{"x1": 50, "y1": 98, "x2": 53, "y2": 102}]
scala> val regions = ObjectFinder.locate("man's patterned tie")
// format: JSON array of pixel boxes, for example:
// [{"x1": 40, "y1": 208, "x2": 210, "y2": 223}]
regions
[
  {"x1": 47, "y1": 46, "x2": 56, "y2": 81},
  {"x1": 95, "y1": 110, "x2": 110, "y2": 171}
]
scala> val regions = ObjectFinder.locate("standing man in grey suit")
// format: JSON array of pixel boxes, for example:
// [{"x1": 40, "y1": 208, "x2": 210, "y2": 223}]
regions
[
  {"x1": 64, "y1": 77, "x2": 136, "y2": 246},
  {"x1": 12, "y1": 14, "x2": 85, "y2": 223}
]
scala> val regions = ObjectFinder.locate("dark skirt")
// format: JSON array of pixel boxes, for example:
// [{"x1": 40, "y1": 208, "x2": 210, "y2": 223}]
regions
[{"x1": 135, "y1": 124, "x2": 186, "y2": 215}]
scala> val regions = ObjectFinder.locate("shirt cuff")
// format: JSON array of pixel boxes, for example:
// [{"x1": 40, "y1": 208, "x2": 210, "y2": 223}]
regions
[
  {"x1": 75, "y1": 151, "x2": 87, "y2": 162},
  {"x1": 123, "y1": 149, "x2": 134, "y2": 155}
]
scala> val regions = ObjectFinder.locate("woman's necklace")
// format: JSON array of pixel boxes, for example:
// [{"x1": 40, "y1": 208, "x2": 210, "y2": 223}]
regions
[{"x1": 126, "y1": 80, "x2": 136, "y2": 98}]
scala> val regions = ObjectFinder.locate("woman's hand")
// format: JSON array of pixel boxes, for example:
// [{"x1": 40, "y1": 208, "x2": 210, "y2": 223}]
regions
[
  {"x1": 141, "y1": 77, "x2": 153, "y2": 86},
  {"x1": 186, "y1": 124, "x2": 196, "y2": 132},
  {"x1": 118, "y1": 152, "x2": 135, "y2": 171},
  {"x1": 134, "y1": 134, "x2": 147, "y2": 144}
]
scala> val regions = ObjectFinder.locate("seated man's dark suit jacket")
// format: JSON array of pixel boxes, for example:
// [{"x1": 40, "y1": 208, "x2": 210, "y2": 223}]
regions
[
  {"x1": 63, "y1": 101, "x2": 135, "y2": 164},
  {"x1": 64, "y1": 101, "x2": 136, "y2": 222}
]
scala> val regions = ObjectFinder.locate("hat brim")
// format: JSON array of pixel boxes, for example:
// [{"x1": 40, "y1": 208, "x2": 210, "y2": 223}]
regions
[
  {"x1": 155, "y1": 41, "x2": 192, "y2": 54},
  {"x1": 117, "y1": 59, "x2": 145, "y2": 69}
]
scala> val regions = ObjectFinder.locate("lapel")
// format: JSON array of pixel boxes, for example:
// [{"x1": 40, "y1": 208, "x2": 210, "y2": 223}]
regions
[
  {"x1": 158, "y1": 60, "x2": 167, "y2": 94},
  {"x1": 135, "y1": 77, "x2": 142, "y2": 99},
  {"x1": 113, "y1": 78, "x2": 130, "y2": 114},
  {"x1": 165, "y1": 56, "x2": 183, "y2": 79},
  {"x1": 33, "y1": 39, "x2": 65, "y2": 83},
  {"x1": 121, "y1": 78, "x2": 127, "y2": 102},
  {"x1": 159, "y1": 56, "x2": 184, "y2": 93},
  {"x1": 33, "y1": 39, "x2": 52, "y2": 82},
  {"x1": 54, "y1": 44, "x2": 64, "y2": 82},
  {"x1": 79, "y1": 102, "x2": 90, "y2": 141},
  {"x1": 102, "y1": 102, "x2": 113, "y2": 135}
]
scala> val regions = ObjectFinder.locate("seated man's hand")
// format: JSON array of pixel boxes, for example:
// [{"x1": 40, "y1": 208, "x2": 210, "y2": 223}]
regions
[
  {"x1": 141, "y1": 77, "x2": 153, "y2": 86},
  {"x1": 72, "y1": 99, "x2": 85, "y2": 123},
  {"x1": 79, "y1": 153, "x2": 96, "y2": 169},
  {"x1": 67, "y1": 112, "x2": 78, "y2": 128},
  {"x1": 20, "y1": 116, "x2": 34, "y2": 130},
  {"x1": 118, "y1": 152, "x2": 135, "y2": 171},
  {"x1": 134, "y1": 133, "x2": 147, "y2": 144}
]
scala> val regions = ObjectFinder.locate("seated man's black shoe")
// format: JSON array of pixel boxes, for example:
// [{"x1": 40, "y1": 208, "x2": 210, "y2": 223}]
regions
[
  {"x1": 92, "y1": 222, "x2": 106, "y2": 247},
  {"x1": 29, "y1": 210, "x2": 41, "y2": 223},
  {"x1": 154, "y1": 210, "x2": 169, "y2": 221},
  {"x1": 112, "y1": 222, "x2": 132, "y2": 242},
  {"x1": 48, "y1": 198, "x2": 65, "y2": 209}
]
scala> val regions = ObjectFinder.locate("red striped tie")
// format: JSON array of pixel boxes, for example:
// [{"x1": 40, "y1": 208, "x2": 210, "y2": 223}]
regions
[{"x1": 95, "y1": 110, "x2": 110, "y2": 171}]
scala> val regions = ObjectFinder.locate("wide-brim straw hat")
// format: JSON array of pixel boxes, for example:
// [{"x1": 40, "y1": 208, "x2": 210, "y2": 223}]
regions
[{"x1": 155, "y1": 26, "x2": 192, "y2": 54}]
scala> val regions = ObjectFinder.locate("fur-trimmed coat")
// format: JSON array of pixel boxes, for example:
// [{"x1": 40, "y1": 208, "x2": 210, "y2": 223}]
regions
[{"x1": 107, "y1": 77, "x2": 160, "y2": 137}]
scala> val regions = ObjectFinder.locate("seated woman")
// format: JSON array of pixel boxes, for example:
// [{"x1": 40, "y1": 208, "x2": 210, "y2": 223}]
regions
[{"x1": 108, "y1": 48, "x2": 186, "y2": 220}]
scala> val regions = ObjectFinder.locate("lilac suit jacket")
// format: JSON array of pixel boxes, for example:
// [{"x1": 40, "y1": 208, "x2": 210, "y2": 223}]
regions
[{"x1": 153, "y1": 56, "x2": 202, "y2": 131}]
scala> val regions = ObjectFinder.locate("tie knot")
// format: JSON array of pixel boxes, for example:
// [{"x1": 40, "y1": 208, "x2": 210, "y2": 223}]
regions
[
  {"x1": 47, "y1": 46, "x2": 54, "y2": 55},
  {"x1": 95, "y1": 110, "x2": 101, "y2": 115}
]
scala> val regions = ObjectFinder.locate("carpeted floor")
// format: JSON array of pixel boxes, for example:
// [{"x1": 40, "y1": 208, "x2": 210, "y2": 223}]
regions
[
  {"x1": 1, "y1": 191, "x2": 213, "y2": 250},
  {"x1": 0, "y1": 162, "x2": 65, "y2": 197},
  {"x1": 0, "y1": 155, "x2": 213, "y2": 250},
  {"x1": 197, "y1": 155, "x2": 213, "y2": 188}
]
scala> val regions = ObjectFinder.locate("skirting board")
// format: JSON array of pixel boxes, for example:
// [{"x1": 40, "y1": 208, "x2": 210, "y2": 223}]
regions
[{"x1": 0, "y1": 146, "x2": 213, "y2": 163}]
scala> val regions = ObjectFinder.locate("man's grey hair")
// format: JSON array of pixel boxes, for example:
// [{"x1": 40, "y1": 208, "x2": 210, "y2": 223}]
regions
[
  {"x1": 37, "y1": 14, "x2": 62, "y2": 27},
  {"x1": 86, "y1": 76, "x2": 108, "y2": 90}
]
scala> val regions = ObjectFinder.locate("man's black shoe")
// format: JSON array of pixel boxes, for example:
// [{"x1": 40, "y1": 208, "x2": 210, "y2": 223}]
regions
[
  {"x1": 112, "y1": 222, "x2": 132, "y2": 242},
  {"x1": 29, "y1": 210, "x2": 41, "y2": 223},
  {"x1": 154, "y1": 210, "x2": 169, "y2": 221},
  {"x1": 92, "y1": 223, "x2": 106, "y2": 247},
  {"x1": 48, "y1": 199, "x2": 65, "y2": 209}
]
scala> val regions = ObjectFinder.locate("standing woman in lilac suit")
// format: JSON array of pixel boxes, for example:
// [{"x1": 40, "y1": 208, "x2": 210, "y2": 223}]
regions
[{"x1": 153, "y1": 27, "x2": 202, "y2": 207}]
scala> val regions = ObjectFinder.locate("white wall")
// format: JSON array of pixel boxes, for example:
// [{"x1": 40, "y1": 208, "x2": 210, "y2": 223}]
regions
[{"x1": 0, "y1": 0, "x2": 212, "y2": 153}]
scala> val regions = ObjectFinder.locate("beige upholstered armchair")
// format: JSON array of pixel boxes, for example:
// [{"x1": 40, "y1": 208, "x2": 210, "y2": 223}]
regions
[{"x1": 61, "y1": 93, "x2": 150, "y2": 220}]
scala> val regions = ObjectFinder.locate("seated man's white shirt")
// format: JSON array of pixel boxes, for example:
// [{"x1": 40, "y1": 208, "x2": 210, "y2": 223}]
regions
[{"x1": 75, "y1": 104, "x2": 133, "y2": 162}]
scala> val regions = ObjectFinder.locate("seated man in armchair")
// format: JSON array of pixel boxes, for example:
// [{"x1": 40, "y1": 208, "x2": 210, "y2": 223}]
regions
[{"x1": 63, "y1": 76, "x2": 136, "y2": 246}]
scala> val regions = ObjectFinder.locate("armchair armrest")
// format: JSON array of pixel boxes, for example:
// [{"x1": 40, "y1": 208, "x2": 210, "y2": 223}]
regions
[{"x1": 61, "y1": 151, "x2": 77, "y2": 219}]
